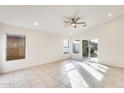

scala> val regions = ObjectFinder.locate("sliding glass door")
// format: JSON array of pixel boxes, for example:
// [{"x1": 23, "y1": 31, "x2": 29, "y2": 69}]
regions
[
  {"x1": 82, "y1": 39, "x2": 98, "y2": 62},
  {"x1": 82, "y1": 40, "x2": 89, "y2": 58}
]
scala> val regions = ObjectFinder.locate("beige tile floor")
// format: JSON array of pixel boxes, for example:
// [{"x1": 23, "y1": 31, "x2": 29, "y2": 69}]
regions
[{"x1": 0, "y1": 60, "x2": 124, "y2": 88}]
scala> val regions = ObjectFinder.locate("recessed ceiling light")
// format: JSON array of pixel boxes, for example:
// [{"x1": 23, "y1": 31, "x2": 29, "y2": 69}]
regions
[
  {"x1": 34, "y1": 22, "x2": 38, "y2": 26},
  {"x1": 108, "y1": 13, "x2": 112, "y2": 17}
]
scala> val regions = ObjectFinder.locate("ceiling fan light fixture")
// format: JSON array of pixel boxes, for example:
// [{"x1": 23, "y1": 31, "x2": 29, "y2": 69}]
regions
[
  {"x1": 63, "y1": 16, "x2": 87, "y2": 28},
  {"x1": 72, "y1": 23, "x2": 76, "y2": 26}
]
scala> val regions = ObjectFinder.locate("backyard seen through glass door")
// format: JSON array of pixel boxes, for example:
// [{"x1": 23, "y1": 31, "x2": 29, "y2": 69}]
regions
[{"x1": 82, "y1": 39, "x2": 98, "y2": 62}]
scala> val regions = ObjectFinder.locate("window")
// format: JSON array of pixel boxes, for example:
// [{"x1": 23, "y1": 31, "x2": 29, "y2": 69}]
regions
[
  {"x1": 73, "y1": 40, "x2": 80, "y2": 54},
  {"x1": 6, "y1": 33, "x2": 26, "y2": 61},
  {"x1": 63, "y1": 40, "x2": 69, "y2": 54}
]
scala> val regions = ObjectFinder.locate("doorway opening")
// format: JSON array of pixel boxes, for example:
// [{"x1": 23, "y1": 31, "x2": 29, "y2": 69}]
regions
[{"x1": 82, "y1": 39, "x2": 98, "y2": 62}]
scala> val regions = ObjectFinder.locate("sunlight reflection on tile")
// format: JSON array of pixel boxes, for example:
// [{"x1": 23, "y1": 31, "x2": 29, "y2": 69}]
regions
[
  {"x1": 87, "y1": 62, "x2": 107, "y2": 73},
  {"x1": 90, "y1": 58, "x2": 98, "y2": 62},
  {"x1": 65, "y1": 63, "x2": 76, "y2": 71},
  {"x1": 67, "y1": 69, "x2": 89, "y2": 88},
  {"x1": 78, "y1": 62, "x2": 103, "y2": 81},
  {"x1": 96, "y1": 63, "x2": 109, "y2": 70}
]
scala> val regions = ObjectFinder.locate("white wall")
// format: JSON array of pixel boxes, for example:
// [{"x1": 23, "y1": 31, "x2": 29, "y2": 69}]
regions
[
  {"x1": 1, "y1": 15, "x2": 124, "y2": 73},
  {"x1": 0, "y1": 23, "x2": 70, "y2": 73},
  {"x1": 71, "y1": 15, "x2": 124, "y2": 68}
]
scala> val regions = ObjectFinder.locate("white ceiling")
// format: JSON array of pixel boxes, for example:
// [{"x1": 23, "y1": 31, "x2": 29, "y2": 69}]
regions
[{"x1": 0, "y1": 5, "x2": 124, "y2": 36}]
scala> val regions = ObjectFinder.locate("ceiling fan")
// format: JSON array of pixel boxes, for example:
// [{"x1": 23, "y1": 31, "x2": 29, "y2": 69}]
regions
[{"x1": 64, "y1": 17, "x2": 87, "y2": 28}]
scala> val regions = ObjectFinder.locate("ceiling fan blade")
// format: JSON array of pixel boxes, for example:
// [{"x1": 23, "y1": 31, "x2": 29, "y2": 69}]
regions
[
  {"x1": 64, "y1": 21, "x2": 72, "y2": 23},
  {"x1": 74, "y1": 17, "x2": 80, "y2": 22},
  {"x1": 63, "y1": 16, "x2": 73, "y2": 20},
  {"x1": 64, "y1": 23, "x2": 72, "y2": 27},
  {"x1": 76, "y1": 22, "x2": 86, "y2": 24},
  {"x1": 82, "y1": 24, "x2": 87, "y2": 27}
]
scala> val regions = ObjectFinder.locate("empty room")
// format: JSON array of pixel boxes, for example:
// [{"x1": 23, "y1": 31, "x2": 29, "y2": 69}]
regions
[{"x1": 0, "y1": 5, "x2": 124, "y2": 88}]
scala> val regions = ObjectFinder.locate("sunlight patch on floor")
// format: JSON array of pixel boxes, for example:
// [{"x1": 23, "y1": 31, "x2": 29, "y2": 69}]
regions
[
  {"x1": 78, "y1": 62, "x2": 103, "y2": 82},
  {"x1": 96, "y1": 63, "x2": 109, "y2": 70},
  {"x1": 66, "y1": 63, "x2": 89, "y2": 88},
  {"x1": 65, "y1": 63, "x2": 76, "y2": 71},
  {"x1": 87, "y1": 62, "x2": 107, "y2": 73}
]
